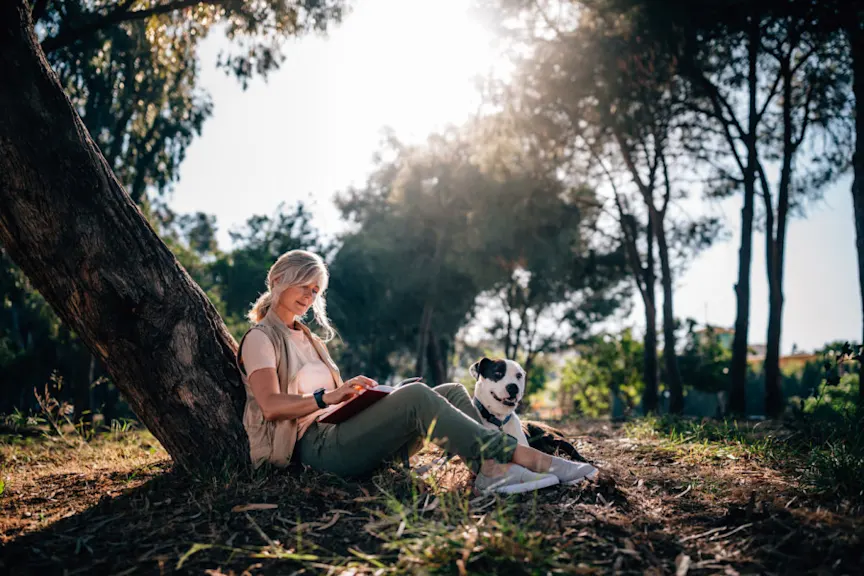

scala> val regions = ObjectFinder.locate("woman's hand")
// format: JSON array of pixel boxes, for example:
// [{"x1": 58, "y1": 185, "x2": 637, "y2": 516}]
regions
[{"x1": 322, "y1": 375, "x2": 378, "y2": 405}]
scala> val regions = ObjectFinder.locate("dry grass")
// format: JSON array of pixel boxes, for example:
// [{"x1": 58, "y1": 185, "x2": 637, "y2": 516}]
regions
[{"x1": 1, "y1": 418, "x2": 862, "y2": 575}]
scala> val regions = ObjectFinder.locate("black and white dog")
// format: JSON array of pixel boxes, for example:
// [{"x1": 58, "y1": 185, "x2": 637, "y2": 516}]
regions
[
  {"x1": 469, "y1": 357, "x2": 530, "y2": 446},
  {"x1": 469, "y1": 357, "x2": 589, "y2": 462}
]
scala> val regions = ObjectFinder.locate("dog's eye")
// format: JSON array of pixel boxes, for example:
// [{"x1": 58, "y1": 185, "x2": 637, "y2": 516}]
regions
[{"x1": 516, "y1": 373, "x2": 523, "y2": 380}]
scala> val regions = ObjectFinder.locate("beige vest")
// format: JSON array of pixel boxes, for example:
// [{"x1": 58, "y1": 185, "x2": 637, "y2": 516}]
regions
[{"x1": 236, "y1": 309, "x2": 344, "y2": 468}]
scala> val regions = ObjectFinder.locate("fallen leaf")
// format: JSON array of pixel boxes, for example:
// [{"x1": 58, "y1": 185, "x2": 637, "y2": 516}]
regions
[
  {"x1": 675, "y1": 553, "x2": 691, "y2": 576},
  {"x1": 231, "y1": 503, "x2": 277, "y2": 513},
  {"x1": 421, "y1": 497, "x2": 440, "y2": 513}
]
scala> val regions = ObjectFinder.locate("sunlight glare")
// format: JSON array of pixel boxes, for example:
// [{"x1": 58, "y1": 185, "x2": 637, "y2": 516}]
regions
[{"x1": 328, "y1": 0, "x2": 507, "y2": 143}]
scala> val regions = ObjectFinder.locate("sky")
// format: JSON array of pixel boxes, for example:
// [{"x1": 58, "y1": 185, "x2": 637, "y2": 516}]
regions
[{"x1": 168, "y1": 0, "x2": 861, "y2": 355}]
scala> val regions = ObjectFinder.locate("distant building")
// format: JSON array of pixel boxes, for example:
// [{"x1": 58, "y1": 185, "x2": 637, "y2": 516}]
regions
[
  {"x1": 777, "y1": 353, "x2": 820, "y2": 371},
  {"x1": 694, "y1": 326, "x2": 744, "y2": 355},
  {"x1": 747, "y1": 344, "x2": 767, "y2": 363}
]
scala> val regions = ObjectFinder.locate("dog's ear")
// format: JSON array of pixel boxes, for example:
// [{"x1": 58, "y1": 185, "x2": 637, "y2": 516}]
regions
[{"x1": 469, "y1": 357, "x2": 492, "y2": 380}]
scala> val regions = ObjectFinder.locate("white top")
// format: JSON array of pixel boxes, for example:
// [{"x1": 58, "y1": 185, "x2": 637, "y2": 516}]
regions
[{"x1": 241, "y1": 325, "x2": 337, "y2": 438}]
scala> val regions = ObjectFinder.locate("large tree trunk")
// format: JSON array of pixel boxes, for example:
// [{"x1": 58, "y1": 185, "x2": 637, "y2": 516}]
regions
[
  {"x1": 642, "y1": 218, "x2": 660, "y2": 414},
  {"x1": 729, "y1": 19, "x2": 760, "y2": 416},
  {"x1": 0, "y1": 0, "x2": 248, "y2": 474},
  {"x1": 848, "y1": 18, "x2": 864, "y2": 408},
  {"x1": 653, "y1": 214, "x2": 684, "y2": 414}
]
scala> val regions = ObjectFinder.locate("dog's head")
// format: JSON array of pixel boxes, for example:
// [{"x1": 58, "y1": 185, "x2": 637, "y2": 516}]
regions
[{"x1": 469, "y1": 357, "x2": 526, "y2": 418}]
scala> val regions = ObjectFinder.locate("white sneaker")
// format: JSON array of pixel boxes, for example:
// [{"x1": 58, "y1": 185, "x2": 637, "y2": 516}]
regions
[
  {"x1": 474, "y1": 464, "x2": 560, "y2": 495},
  {"x1": 547, "y1": 456, "x2": 598, "y2": 485}
]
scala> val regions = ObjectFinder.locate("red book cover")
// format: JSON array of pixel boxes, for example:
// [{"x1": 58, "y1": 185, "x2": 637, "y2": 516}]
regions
[{"x1": 318, "y1": 385, "x2": 395, "y2": 424}]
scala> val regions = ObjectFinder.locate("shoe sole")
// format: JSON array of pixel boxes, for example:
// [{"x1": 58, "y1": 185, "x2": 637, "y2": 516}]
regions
[
  {"x1": 562, "y1": 466, "x2": 599, "y2": 485},
  {"x1": 487, "y1": 474, "x2": 560, "y2": 495}
]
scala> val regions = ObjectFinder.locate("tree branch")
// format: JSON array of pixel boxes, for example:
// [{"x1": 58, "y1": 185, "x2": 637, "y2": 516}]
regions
[
  {"x1": 660, "y1": 149, "x2": 672, "y2": 216},
  {"x1": 531, "y1": 0, "x2": 566, "y2": 39},
  {"x1": 697, "y1": 73, "x2": 747, "y2": 139},
  {"x1": 41, "y1": 0, "x2": 221, "y2": 53},
  {"x1": 612, "y1": 128, "x2": 652, "y2": 199},
  {"x1": 690, "y1": 73, "x2": 747, "y2": 176},
  {"x1": 794, "y1": 82, "x2": 815, "y2": 149},
  {"x1": 791, "y1": 42, "x2": 819, "y2": 76},
  {"x1": 756, "y1": 158, "x2": 774, "y2": 237},
  {"x1": 755, "y1": 68, "x2": 783, "y2": 125}
]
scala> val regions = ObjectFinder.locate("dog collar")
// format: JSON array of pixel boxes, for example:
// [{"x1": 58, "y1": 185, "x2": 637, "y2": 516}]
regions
[{"x1": 474, "y1": 397, "x2": 513, "y2": 428}]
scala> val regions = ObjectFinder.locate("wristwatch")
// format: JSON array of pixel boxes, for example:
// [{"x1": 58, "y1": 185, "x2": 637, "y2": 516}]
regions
[{"x1": 313, "y1": 387, "x2": 328, "y2": 409}]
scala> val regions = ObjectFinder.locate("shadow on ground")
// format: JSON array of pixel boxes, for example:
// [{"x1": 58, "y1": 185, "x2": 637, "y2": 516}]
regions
[{"x1": 1, "y1": 421, "x2": 862, "y2": 575}]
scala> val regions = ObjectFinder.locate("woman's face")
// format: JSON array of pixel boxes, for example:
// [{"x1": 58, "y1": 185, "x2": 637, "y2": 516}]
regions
[{"x1": 277, "y1": 281, "x2": 320, "y2": 319}]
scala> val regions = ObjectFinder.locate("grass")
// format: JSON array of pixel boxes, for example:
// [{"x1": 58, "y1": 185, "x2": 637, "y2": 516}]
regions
[
  {"x1": 625, "y1": 413, "x2": 864, "y2": 505},
  {"x1": 1, "y1": 417, "x2": 863, "y2": 574}
]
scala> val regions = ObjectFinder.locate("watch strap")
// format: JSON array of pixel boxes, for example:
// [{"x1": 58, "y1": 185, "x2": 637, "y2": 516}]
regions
[{"x1": 313, "y1": 388, "x2": 328, "y2": 409}]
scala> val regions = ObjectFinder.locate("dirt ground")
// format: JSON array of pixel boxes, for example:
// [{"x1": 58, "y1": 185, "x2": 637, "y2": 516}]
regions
[{"x1": 1, "y1": 419, "x2": 862, "y2": 575}]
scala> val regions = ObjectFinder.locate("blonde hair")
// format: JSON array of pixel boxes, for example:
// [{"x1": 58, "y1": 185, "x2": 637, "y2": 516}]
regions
[{"x1": 247, "y1": 250, "x2": 335, "y2": 341}]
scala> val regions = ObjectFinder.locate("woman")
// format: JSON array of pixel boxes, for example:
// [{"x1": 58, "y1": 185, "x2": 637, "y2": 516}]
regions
[{"x1": 237, "y1": 250, "x2": 598, "y2": 494}]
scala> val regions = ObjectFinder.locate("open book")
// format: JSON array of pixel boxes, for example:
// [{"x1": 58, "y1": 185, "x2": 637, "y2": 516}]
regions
[{"x1": 318, "y1": 385, "x2": 396, "y2": 424}]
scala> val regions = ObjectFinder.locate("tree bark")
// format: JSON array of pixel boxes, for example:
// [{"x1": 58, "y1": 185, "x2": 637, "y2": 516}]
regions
[
  {"x1": 847, "y1": 18, "x2": 864, "y2": 408},
  {"x1": 763, "y1": 56, "x2": 793, "y2": 419},
  {"x1": 414, "y1": 301, "x2": 433, "y2": 377},
  {"x1": 0, "y1": 0, "x2": 249, "y2": 474},
  {"x1": 415, "y1": 232, "x2": 444, "y2": 376},
  {"x1": 642, "y1": 218, "x2": 660, "y2": 414},
  {"x1": 426, "y1": 333, "x2": 447, "y2": 386},
  {"x1": 652, "y1": 212, "x2": 684, "y2": 413},
  {"x1": 729, "y1": 18, "x2": 760, "y2": 416},
  {"x1": 73, "y1": 354, "x2": 96, "y2": 429}
]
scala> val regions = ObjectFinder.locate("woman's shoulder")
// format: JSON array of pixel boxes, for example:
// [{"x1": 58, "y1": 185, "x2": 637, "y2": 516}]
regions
[
  {"x1": 240, "y1": 324, "x2": 276, "y2": 344},
  {"x1": 238, "y1": 326, "x2": 278, "y2": 360}
]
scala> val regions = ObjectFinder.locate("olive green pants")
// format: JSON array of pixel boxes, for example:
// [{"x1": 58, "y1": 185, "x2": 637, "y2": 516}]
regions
[{"x1": 296, "y1": 382, "x2": 518, "y2": 477}]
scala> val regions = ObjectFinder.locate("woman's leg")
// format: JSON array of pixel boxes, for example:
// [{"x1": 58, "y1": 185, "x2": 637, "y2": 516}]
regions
[
  {"x1": 397, "y1": 383, "x2": 484, "y2": 462},
  {"x1": 429, "y1": 383, "x2": 598, "y2": 485},
  {"x1": 297, "y1": 383, "x2": 517, "y2": 477},
  {"x1": 431, "y1": 383, "x2": 484, "y2": 425}
]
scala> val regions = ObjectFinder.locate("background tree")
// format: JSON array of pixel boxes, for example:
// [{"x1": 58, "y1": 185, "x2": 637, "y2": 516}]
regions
[
  {"x1": 484, "y1": 0, "x2": 724, "y2": 413},
  {"x1": 331, "y1": 129, "x2": 491, "y2": 385},
  {"x1": 624, "y1": 0, "x2": 852, "y2": 416},
  {"x1": 330, "y1": 120, "x2": 627, "y2": 385},
  {"x1": 677, "y1": 320, "x2": 733, "y2": 415},
  {"x1": 830, "y1": 0, "x2": 864, "y2": 406},
  {"x1": 756, "y1": 4, "x2": 852, "y2": 417},
  {"x1": 560, "y1": 329, "x2": 645, "y2": 417}
]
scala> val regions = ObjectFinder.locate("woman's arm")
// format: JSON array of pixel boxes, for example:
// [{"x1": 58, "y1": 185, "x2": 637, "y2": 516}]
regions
[
  {"x1": 248, "y1": 368, "x2": 323, "y2": 421},
  {"x1": 248, "y1": 368, "x2": 379, "y2": 422}
]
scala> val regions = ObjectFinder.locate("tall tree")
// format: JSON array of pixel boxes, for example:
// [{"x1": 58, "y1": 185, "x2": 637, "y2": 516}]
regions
[
  {"x1": 331, "y1": 121, "x2": 626, "y2": 385},
  {"x1": 839, "y1": 2, "x2": 864, "y2": 407},
  {"x1": 485, "y1": 0, "x2": 723, "y2": 412},
  {"x1": 623, "y1": 0, "x2": 837, "y2": 413},
  {"x1": 629, "y1": 0, "x2": 766, "y2": 415},
  {"x1": 0, "y1": 0, "x2": 344, "y2": 472},
  {"x1": 475, "y1": 187, "x2": 628, "y2": 377},
  {"x1": 332, "y1": 130, "x2": 495, "y2": 385},
  {"x1": 757, "y1": 5, "x2": 852, "y2": 417},
  {"x1": 637, "y1": 0, "x2": 852, "y2": 416}
]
